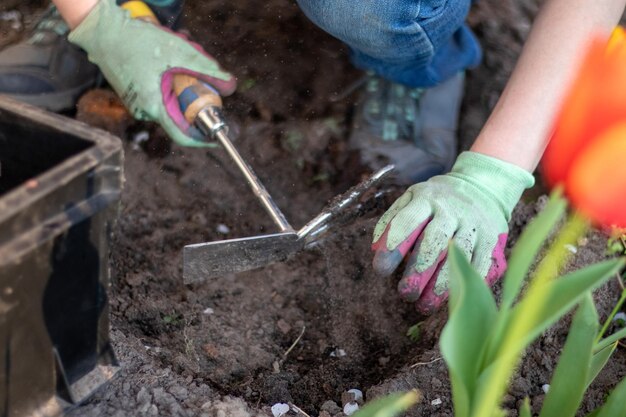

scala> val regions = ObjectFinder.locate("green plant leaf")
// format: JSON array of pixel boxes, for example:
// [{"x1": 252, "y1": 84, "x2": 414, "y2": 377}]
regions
[
  {"x1": 508, "y1": 259, "x2": 623, "y2": 354},
  {"x1": 470, "y1": 259, "x2": 622, "y2": 417},
  {"x1": 519, "y1": 398, "x2": 531, "y2": 417},
  {"x1": 595, "y1": 376, "x2": 626, "y2": 417},
  {"x1": 491, "y1": 409, "x2": 507, "y2": 417},
  {"x1": 406, "y1": 323, "x2": 421, "y2": 343},
  {"x1": 502, "y1": 191, "x2": 566, "y2": 310},
  {"x1": 539, "y1": 293, "x2": 597, "y2": 417},
  {"x1": 482, "y1": 193, "x2": 566, "y2": 374},
  {"x1": 587, "y1": 341, "x2": 617, "y2": 388},
  {"x1": 351, "y1": 391, "x2": 420, "y2": 417},
  {"x1": 440, "y1": 244, "x2": 498, "y2": 417},
  {"x1": 585, "y1": 410, "x2": 601, "y2": 417},
  {"x1": 595, "y1": 325, "x2": 626, "y2": 352}
]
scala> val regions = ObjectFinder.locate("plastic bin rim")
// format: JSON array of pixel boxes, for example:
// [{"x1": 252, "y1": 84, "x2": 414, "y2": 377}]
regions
[{"x1": 0, "y1": 95, "x2": 123, "y2": 223}]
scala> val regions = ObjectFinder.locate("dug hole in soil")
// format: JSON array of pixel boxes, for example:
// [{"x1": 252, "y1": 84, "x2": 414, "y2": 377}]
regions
[{"x1": 3, "y1": 0, "x2": 626, "y2": 416}]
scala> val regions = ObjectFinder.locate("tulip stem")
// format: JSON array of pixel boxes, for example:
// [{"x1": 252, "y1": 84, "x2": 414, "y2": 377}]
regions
[
  {"x1": 596, "y1": 285, "x2": 626, "y2": 344},
  {"x1": 532, "y1": 210, "x2": 590, "y2": 286}
]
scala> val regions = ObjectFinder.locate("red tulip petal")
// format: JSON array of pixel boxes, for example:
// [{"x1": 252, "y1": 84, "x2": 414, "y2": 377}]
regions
[
  {"x1": 567, "y1": 122, "x2": 626, "y2": 228},
  {"x1": 542, "y1": 37, "x2": 608, "y2": 186}
]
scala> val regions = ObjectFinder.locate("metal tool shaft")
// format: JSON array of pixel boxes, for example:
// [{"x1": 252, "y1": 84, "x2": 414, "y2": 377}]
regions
[
  {"x1": 196, "y1": 108, "x2": 293, "y2": 232},
  {"x1": 297, "y1": 164, "x2": 394, "y2": 239}
]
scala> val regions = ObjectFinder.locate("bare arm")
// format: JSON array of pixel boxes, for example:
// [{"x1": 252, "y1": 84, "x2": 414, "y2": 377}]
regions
[
  {"x1": 51, "y1": 0, "x2": 98, "y2": 29},
  {"x1": 471, "y1": 0, "x2": 626, "y2": 172}
]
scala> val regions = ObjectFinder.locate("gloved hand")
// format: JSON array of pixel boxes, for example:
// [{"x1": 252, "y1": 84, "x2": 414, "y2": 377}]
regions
[
  {"x1": 69, "y1": 0, "x2": 236, "y2": 147},
  {"x1": 372, "y1": 152, "x2": 535, "y2": 313}
]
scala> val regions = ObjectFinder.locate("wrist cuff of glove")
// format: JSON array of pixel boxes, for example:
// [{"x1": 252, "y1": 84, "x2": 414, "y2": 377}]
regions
[
  {"x1": 69, "y1": 0, "x2": 119, "y2": 51},
  {"x1": 451, "y1": 151, "x2": 535, "y2": 214}
]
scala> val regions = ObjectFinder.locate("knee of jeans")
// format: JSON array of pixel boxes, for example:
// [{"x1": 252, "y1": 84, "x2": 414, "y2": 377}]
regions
[{"x1": 297, "y1": 0, "x2": 437, "y2": 65}]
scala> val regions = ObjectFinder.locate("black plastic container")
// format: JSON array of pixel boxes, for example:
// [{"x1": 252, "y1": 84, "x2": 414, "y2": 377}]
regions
[{"x1": 0, "y1": 96, "x2": 122, "y2": 417}]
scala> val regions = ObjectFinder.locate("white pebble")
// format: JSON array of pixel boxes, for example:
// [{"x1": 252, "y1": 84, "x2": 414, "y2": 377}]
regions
[
  {"x1": 347, "y1": 388, "x2": 363, "y2": 403},
  {"x1": 542, "y1": 384, "x2": 550, "y2": 394},
  {"x1": 271, "y1": 403, "x2": 290, "y2": 417},
  {"x1": 343, "y1": 402, "x2": 359, "y2": 416},
  {"x1": 131, "y1": 131, "x2": 150, "y2": 151},
  {"x1": 203, "y1": 307, "x2": 214, "y2": 315},
  {"x1": 330, "y1": 348, "x2": 347, "y2": 357},
  {"x1": 216, "y1": 224, "x2": 230, "y2": 234},
  {"x1": 564, "y1": 244, "x2": 578, "y2": 254},
  {"x1": 134, "y1": 131, "x2": 150, "y2": 143},
  {"x1": 431, "y1": 398, "x2": 442, "y2": 406}
]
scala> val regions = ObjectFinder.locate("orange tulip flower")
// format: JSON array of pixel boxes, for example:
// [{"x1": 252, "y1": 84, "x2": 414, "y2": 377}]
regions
[{"x1": 542, "y1": 27, "x2": 626, "y2": 228}]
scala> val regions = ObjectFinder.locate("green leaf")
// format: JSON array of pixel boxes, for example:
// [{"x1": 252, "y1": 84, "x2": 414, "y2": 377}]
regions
[
  {"x1": 519, "y1": 398, "x2": 531, "y2": 417},
  {"x1": 406, "y1": 323, "x2": 421, "y2": 343},
  {"x1": 440, "y1": 245, "x2": 498, "y2": 417},
  {"x1": 502, "y1": 191, "x2": 566, "y2": 310},
  {"x1": 596, "y1": 377, "x2": 626, "y2": 417},
  {"x1": 539, "y1": 294, "x2": 597, "y2": 417},
  {"x1": 491, "y1": 409, "x2": 507, "y2": 417},
  {"x1": 508, "y1": 259, "x2": 623, "y2": 354},
  {"x1": 595, "y1": 325, "x2": 626, "y2": 352},
  {"x1": 470, "y1": 260, "x2": 622, "y2": 417},
  {"x1": 482, "y1": 193, "x2": 566, "y2": 375},
  {"x1": 587, "y1": 341, "x2": 617, "y2": 388},
  {"x1": 352, "y1": 391, "x2": 420, "y2": 417},
  {"x1": 585, "y1": 410, "x2": 601, "y2": 417}
]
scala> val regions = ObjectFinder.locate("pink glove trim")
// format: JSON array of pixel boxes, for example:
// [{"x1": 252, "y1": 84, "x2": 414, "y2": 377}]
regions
[
  {"x1": 398, "y1": 249, "x2": 448, "y2": 302},
  {"x1": 371, "y1": 220, "x2": 430, "y2": 277},
  {"x1": 158, "y1": 25, "x2": 237, "y2": 96},
  {"x1": 161, "y1": 68, "x2": 236, "y2": 136},
  {"x1": 414, "y1": 233, "x2": 508, "y2": 314}
]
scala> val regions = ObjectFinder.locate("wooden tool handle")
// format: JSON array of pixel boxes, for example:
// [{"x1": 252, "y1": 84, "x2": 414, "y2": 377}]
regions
[{"x1": 173, "y1": 74, "x2": 223, "y2": 124}]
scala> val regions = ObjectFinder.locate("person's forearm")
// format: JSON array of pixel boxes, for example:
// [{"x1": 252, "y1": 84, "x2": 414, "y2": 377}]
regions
[
  {"x1": 471, "y1": 0, "x2": 626, "y2": 172},
  {"x1": 51, "y1": 0, "x2": 99, "y2": 29}
]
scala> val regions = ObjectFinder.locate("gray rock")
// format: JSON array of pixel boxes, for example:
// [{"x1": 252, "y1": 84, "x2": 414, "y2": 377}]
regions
[
  {"x1": 137, "y1": 387, "x2": 151, "y2": 405},
  {"x1": 170, "y1": 385, "x2": 189, "y2": 401},
  {"x1": 321, "y1": 400, "x2": 341, "y2": 415}
]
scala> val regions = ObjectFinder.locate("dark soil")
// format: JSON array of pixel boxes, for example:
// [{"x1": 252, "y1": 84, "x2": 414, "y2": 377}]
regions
[{"x1": 2, "y1": 0, "x2": 626, "y2": 416}]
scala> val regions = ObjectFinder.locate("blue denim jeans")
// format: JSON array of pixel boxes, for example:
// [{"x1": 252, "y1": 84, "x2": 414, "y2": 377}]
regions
[{"x1": 296, "y1": 0, "x2": 481, "y2": 88}]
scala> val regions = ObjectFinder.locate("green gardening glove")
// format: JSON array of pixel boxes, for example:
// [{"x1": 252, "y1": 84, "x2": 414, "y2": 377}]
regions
[
  {"x1": 372, "y1": 152, "x2": 535, "y2": 313},
  {"x1": 69, "y1": 0, "x2": 236, "y2": 147}
]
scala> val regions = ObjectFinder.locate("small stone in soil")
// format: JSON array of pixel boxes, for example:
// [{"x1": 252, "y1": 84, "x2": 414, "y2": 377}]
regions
[
  {"x1": 341, "y1": 389, "x2": 363, "y2": 406},
  {"x1": 216, "y1": 224, "x2": 230, "y2": 234},
  {"x1": 348, "y1": 389, "x2": 364, "y2": 404},
  {"x1": 320, "y1": 400, "x2": 341, "y2": 414},
  {"x1": 330, "y1": 348, "x2": 346, "y2": 357},
  {"x1": 271, "y1": 403, "x2": 290, "y2": 417},
  {"x1": 277, "y1": 319, "x2": 292, "y2": 334},
  {"x1": 431, "y1": 378, "x2": 442, "y2": 389},
  {"x1": 541, "y1": 384, "x2": 550, "y2": 394},
  {"x1": 203, "y1": 307, "x2": 214, "y2": 315},
  {"x1": 343, "y1": 402, "x2": 359, "y2": 416},
  {"x1": 132, "y1": 131, "x2": 150, "y2": 150},
  {"x1": 431, "y1": 398, "x2": 442, "y2": 406}
]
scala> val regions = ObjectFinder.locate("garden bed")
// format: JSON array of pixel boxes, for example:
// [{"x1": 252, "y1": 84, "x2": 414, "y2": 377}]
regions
[{"x1": 3, "y1": 1, "x2": 626, "y2": 416}]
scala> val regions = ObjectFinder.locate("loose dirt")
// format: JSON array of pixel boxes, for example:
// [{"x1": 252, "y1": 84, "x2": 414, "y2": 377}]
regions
[{"x1": 2, "y1": 0, "x2": 625, "y2": 416}]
